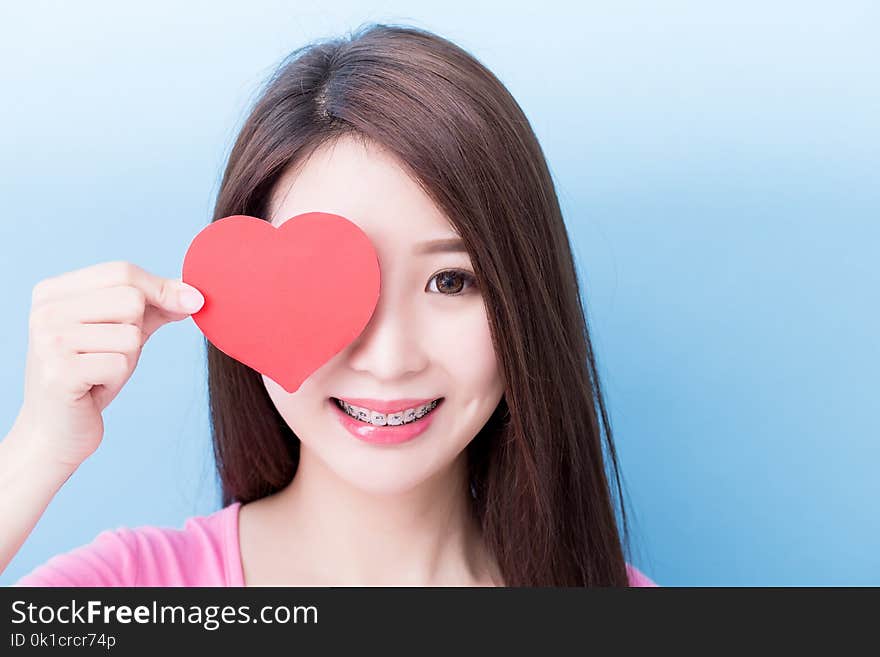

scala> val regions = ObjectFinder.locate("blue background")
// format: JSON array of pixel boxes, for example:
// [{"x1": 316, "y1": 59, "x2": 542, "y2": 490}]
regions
[{"x1": 1, "y1": 1, "x2": 877, "y2": 586}]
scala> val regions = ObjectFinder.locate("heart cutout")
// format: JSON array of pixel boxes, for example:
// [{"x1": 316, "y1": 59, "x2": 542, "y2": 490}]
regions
[{"x1": 182, "y1": 212, "x2": 380, "y2": 393}]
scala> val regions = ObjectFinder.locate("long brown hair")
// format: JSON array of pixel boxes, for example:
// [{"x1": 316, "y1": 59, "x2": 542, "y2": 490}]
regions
[{"x1": 205, "y1": 24, "x2": 633, "y2": 586}]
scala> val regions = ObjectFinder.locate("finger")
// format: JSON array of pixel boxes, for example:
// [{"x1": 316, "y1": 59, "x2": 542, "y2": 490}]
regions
[
  {"x1": 71, "y1": 352, "x2": 131, "y2": 394},
  {"x1": 32, "y1": 260, "x2": 203, "y2": 317},
  {"x1": 36, "y1": 286, "x2": 149, "y2": 327},
  {"x1": 141, "y1": 302, "x2": 193, "y2": 341},
  {"x1": 32, "y1": 261, "x2": 143, "y2": 308},
  {"x1": 65, "y1": 323, "x2": 144, "y2": 355}
]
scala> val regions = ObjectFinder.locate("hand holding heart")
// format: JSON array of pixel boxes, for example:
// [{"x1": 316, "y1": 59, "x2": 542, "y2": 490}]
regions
[
  {"x1": 2, "y1": 213, "x2": 380, "y2": 581},
  {"x1": 181, "y1": 212, "x2": 381, "y2": 393}
]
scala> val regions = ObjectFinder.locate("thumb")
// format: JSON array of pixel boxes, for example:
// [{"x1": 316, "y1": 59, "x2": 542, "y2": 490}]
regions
[
  {"x1": 125, "y1": 263, "x2": 205, "y2": 316},
  {"x1": 141, "y1": 279, "x2": 204, "y2": 340},
  {"x1": 175, "y1": 280, "x2": 205, "y2": 314}
]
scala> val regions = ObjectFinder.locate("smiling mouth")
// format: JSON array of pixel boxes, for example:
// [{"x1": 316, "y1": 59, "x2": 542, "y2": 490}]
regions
[{"x1": 331, "y1": 397, "x2": 444, "y2": 426}]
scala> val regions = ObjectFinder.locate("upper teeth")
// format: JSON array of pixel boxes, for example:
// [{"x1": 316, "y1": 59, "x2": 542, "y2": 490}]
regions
[{"x1": 337, "y1": 399, "x2": 440, "y2": 426}]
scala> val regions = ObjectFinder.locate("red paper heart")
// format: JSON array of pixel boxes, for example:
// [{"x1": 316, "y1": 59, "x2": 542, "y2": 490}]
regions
[{"x1": 182, "y1": 213, "x2": 380, "y2": 393}]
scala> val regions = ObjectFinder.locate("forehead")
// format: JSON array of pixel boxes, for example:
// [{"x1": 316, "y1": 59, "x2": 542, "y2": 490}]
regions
[{"x1": 267, "y1": 135, "x2": 455, "y2": 242}]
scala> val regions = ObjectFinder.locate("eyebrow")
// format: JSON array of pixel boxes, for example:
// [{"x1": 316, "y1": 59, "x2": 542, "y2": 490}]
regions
[{"x1": 414, "y1": 237, "x2": 467, "y2": 254}]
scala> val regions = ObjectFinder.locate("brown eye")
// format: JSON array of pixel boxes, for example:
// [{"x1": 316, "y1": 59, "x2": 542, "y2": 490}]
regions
[{"x1": 427, "y1": 269, "x2": 477, "y2": 296}]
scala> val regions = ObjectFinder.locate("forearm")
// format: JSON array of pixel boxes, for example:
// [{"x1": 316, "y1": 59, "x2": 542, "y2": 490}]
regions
[{"x1": 0, "y1": 427, "x2": 77, "y2": 576}]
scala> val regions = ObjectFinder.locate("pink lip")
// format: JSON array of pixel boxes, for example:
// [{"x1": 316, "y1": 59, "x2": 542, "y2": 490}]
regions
[
  {"x1": 329, "y1": 398, "x2": 443, "y2": 445},
  {"x1": 336, "y1": 397, "x2": 439, "y2": 414}
]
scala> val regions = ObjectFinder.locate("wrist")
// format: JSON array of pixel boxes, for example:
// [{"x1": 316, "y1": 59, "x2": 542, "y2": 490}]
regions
[{"x1": 2, "y1": 425, "x2": 79, "y2": 482}]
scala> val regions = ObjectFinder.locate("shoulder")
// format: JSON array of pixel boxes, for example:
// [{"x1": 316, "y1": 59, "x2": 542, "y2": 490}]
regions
[
  {"x1": 626, "y1": 563, "x2": 658, "y2": 587},
  {"x1": 14, "y1": 502, "x2": 242, "y2": 587}
]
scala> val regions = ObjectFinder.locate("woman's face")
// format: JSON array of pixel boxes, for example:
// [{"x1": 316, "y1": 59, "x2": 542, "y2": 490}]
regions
[{"x1": 262, "y1": 135, "x2": 505, "y2": 495}]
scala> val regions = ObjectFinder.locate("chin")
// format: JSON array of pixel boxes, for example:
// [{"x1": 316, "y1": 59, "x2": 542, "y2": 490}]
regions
[
  {"x1": 333, "y1": 464, "x2": 439, "y2": 497},
  {"x1": 349, "y1": 477, "x2": 427, "y2": 497},
  {"x1": 319, "y1": 445, "x2": 462, "y2": 497}
]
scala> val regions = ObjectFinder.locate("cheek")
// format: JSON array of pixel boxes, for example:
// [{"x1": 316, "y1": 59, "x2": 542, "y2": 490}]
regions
[
  {"x1": 262, "y1": 374, "x2": 292, "y2": 418},
  {"x1": 429, "y1": 301, "x2": 502, "y2": 392},
  {"x1": 261, "y1": 373, "x2": 316, "y2": 433}
]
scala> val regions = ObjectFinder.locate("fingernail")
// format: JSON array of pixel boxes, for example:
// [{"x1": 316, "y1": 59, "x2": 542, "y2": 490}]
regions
[{"x1": 178, "y1": 283, "x2": 204, "y2": 312}]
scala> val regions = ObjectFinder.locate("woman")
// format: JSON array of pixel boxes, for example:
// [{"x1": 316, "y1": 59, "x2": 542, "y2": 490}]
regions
[{"x1": 3, "y1": 24, "x2": 655, "y2": 587}]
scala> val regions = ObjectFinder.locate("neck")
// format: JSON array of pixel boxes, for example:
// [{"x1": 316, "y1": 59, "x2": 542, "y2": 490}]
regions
[{"x1": 267, "y1": 445, "x2": 499, "y2": 586}]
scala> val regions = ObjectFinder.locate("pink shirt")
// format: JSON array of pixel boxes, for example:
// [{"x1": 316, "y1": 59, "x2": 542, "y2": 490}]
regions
[{"x1": 14, "y1": 502, "x2": 657, "y2": 587}]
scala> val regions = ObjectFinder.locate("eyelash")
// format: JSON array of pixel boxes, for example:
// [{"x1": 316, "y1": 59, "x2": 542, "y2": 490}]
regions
[{"x1": 426, "y1": 269, "x2": 478, "y2": 296}]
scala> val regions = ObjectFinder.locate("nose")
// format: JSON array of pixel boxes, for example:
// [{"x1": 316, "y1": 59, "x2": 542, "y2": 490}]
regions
[{"x1": 344, "y1": 290, "x2": 429, "y2": 381}]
